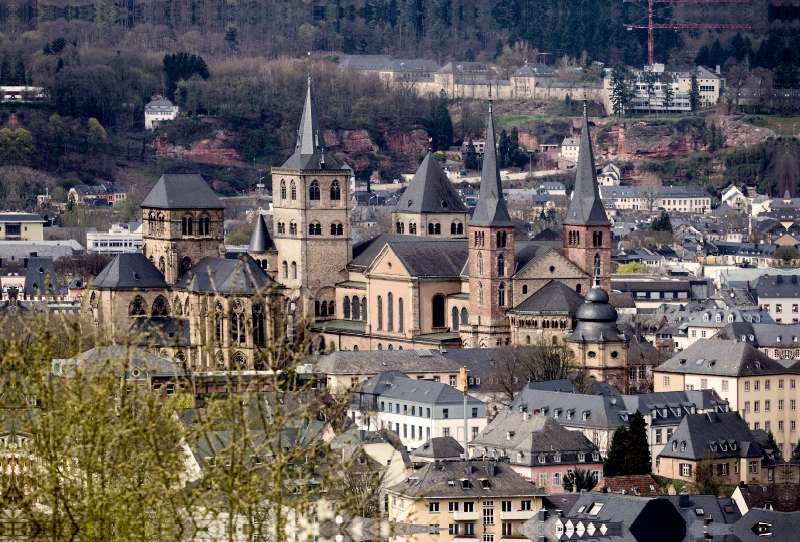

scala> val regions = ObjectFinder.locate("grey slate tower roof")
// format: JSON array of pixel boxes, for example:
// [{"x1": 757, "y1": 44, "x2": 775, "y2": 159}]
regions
[
  {"x1": 140, "y1": 174, "x2": 224, "y2": 209},
  {"x1": 469, "y1": 101, "x2": 513, "y2": 227},
  {"x1": 395, "y1": 153, "x2": 468, "y2": 213},
  {"x1": 91, "y1": 253, "x2": 169, "y2": 289},
  {"x1": 24, "y1": 257, "x2": 58, "y2": 297},
  {"x1": 280, "y1": 76, "x2": 340, "y2": 170},
  {"x1": 563, "y1": 107, "x2": 610, "y2": 226},
  {"x1": 566, "y1": 286, "x2": 627, "y2": 342},
  {"x1": 508, "y1": 279, "x2": 584, "y2": 314},
  {"x1": 248, "y1": 214, "x2": 275, "y2": 254}
]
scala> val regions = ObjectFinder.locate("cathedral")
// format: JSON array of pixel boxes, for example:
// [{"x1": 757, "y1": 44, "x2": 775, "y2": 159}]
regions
[{"x1": 86, "y1": 77, "x2": 629, "y2": 389}]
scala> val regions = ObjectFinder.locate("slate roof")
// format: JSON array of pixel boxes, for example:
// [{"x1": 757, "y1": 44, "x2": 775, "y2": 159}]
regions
[
  {"x1": 129, "y1": 317, "x2": 190, "y2": 347},
  {"x1": 141, "y1": 174, "x2": 223, "y2": 209},
  {"x1": 358, "y1": 371, "x2": 483, "y2": 407},
  {"x1": 471, "y1": 411, "x2": 600, "y2": 467},
  {"x1": 592, "y1": 474, "x2": 664, "y2": 496},
  {"x1": 656, "y1": 340, "x2": 792, "y2": 377},
  {"x1": 91, "y1": 253, "x2": 168, "y2": 289},
  {"x1": 330, "y1": 428, "x2": 412, "y2": 467},
  {"x1": 563, "y1": 109, "x2": 609, "y2": 226},
  {"x1": 395, "y1": 153, "x2": 468, "y2": 213},
  {"x1": 518, "y1": 379, "x2": 579, "y2": 393},
  {"x1": 23, "y1": 257, "x2": 58, "y2": 297},
  {"x1": 513, "y1": 63, "x2": 558, "y2": 78},
  {"x1": 339, "y1": 55, "x2": 394, "y2": 70},
  {"x1": 531, "y1": 227, "x2": 563, "y2": 241},
  {"x1": 0, "y1": 212, "x2": 44, "y2": 222},
  {"x1": 469, "y1": 102, "x2": 514, "y2": 227},
  {"x1": 659, "y1": 411, "x2": 763, "y2": 461},
  {"x1": 312, "y1": 349, "x2": 461, "y2": 375},
  {"x1": 177, "y1": 254, "x2": 276, "y2": 295},
  {"x1": 752, "y1": 273, "x2": 800, "y2": 300},
  {"x1": 248, "y1": 214, "x2": 276, "y2": 253},
  {"x1": 566, "y1": 287, "x2": 627, "y2": 343},
  {"x1": 280, "y1": 77, "x2": 340, "y2": 170},
  {"x1": 385, "y1": 239, "x2": 468, "y2": 277},
  {"x1": 383, "y1": 59, "x2": 441, "y2": 73},
  {"x1": 412, "y1": 436, "x2": 464, "y2": 459},
  {"x1": 510, "y1": 387, "x2": 629, "y2": 431},
  {"x1": 437, "y1": 348, "x2": 499, "y2": 390},
  {"x1": 62, "y1": 345, "x2": 186, "y2": 378},
  {"x1": 509, "y1": 280, "x2": 584, "y2": 314},
  {"x1": 735, "y1": 484, "x2": 800, "y2": 513},
  {"x1": 387, "y1": 459, "x2": 545, "y2": 499},
  {"x1": 512, "y1": 244, "x2": 559, "y2": 275}
]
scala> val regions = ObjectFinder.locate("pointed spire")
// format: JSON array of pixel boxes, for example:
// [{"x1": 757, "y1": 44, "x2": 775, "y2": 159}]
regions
[
  {"x1": 248, "y1": 214, "x2": 275, "y2": 254},
  {"x1": 562, "y1": 106, "x2": 609, "y2": 226},
  {"x1": 280, "y1": 76, "x2": 339, "y2": 170},
  {"x1": 469, "y1": 100, "x2": 513, "y2": 227}
]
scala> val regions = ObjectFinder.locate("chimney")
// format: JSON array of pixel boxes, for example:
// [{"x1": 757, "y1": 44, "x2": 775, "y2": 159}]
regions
[{"x1": 716, "y1": 65, "x2": 721, "y2": 75}]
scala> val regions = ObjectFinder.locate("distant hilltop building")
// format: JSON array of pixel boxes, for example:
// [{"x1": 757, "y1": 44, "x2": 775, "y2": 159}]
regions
[
  {"x1": 144, "y1": 98, "x2": 179, "y2": 130},
  {"x1": 0, "y1": 86, "x2": 44, "y2": 102},
  {"x1": 68, "y1": 184, "x2": 127, "y2": 206},
  {"x1": 86, "y1": 222, "x2": 143, "y2": 254}
]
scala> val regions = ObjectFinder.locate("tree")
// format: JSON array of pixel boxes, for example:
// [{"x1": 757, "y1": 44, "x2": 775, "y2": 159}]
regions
[
  {"x1": 689, "y1": 67, "x2": 701, "y2": 112},
  {"x1": 624, "y1": 411, "x2": 651, "y2": 475},
  {"x1": 434, "y1": 90, "x2": 454, "y2": 152},
  {"x1": 87, "y1": 118, "x2": 109, "y2": 155},
  {"x1": 464, "y1": 48, "x2": 475, "y2": 62},
  {"x1": 661, "y1": 70, "x2": 675, "y2": 113},
  {"x1": 689, "y1": 454, "x2": 726, "y2": 496},
  {"x1": 225, "y1": 25, "x2": 240, "y2": 51},
  {"x1": 765, "y1": 430, "x2": 779, "y2": 452},
  {"x1": 498, "y1": 129, "x2": 511, "y2": 167},
  {"x1": 616, "y1": 262, "x2": 649, "y2": 274},
  {"x1": 642, "y1": 65, "x2": 655, "y2": 116},
  {"x1": 464, "y1": 140, "x2": 480, "y2": 170},
  {"x1": 774, "y1": 246, "x2": 800, "y2": 265},
  {"x1": 650, "y1": 211, "x2": 673, "y2": 233},
  {"x1": 610, "y1": 63, "x2": 633, "y2": 118},
  {"x1": 563, "y1": 469, "x2": 598, "y2": 493},
  {"x1": 604, "y1": 425, "x2": 629, "y2": 477},
  {"x1": 639, "y1": 173, "x2": 663, "y2": 217}
]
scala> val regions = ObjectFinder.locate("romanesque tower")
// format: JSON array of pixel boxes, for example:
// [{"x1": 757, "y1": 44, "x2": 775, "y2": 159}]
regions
[
  {"x1": 562, "y1": 104, "x2": 612, "y2": 292},
  {"x1": 140, "y1": 174, "x2": 225, "y2": 285},
  {"x1": 461, "y1": 100, "x2": 514, "y2": 348},
  {"x1": 392, "y1": 152, "x2": 470, "y2": 238},
  {"x1": 270, "y1": 76, "x2": 352, "y2": 319}
]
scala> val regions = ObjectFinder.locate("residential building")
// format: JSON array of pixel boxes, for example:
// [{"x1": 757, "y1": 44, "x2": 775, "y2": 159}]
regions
[
  {"x1": 411, "y1": 437, "x2": 464, "y2": 463},
  {"x1": 713, "y1": 321, "x2": 800, "y2": 362},
  {"x1": 68, "y1": 184, "x2": 127, "y2": 206},
  {"x1": 387, "y1": 459, "x2": 545, "y2": 542},
  {"x1": 599, "y1": 185, "x2": 712, "y2": 213},
  {"x1": 338, "y1": 54, "x2": 394, "y2": 73},
  {"x1": 655, "y1": 411, "x2": 768, "y2": 485},
  {"x1": 0, "y1": 213, "x2": 44, "y2": 241},
  {"x1": 460, "y1": 139, "x2": 486, "y2": 155},
  {"x1": 144, "y1": 99, "x2": 179, "y2": 129},
  {"x1": 469, "y1": 410, "x2": 602, "y2": 493},
  {"x1": 559, "y1": 137, "x2": 581, "y2": 161},
  {"x1": 348, "y1": 371, "x2": 486, "y2": 448},
  {"x1": 751, "y1": 273, "x2": 800, "y2": 324},
  {"x1": 721, "y1": 184, "x2": 748, "y2": 213},
  {"x1": 86, "y1": 222, "x2": 143, "y2": 254},
  {"x1": 509, "y1": 63, "x2": 558, "y2": 99},
  {"x1": 592, "y1": 474, "x2": 664, "y2": 496},
  {"x1": 597, "y1": 164, "x2": 621, "y2": 186},
  {"x1": 654, "y1": 339, "x2": 800, "y2": 459},
  {"x1": 732, "y1": 484, "x2": 800, "y2": 513},
  {"x1": 676, "y1": 65, "x2": 725, "y2": 108},
  {"x1": 379, "y1": 59, "x2": 441, "y2": 83},
  {"x1": 677, "y1": 307, "x2": 772, "y2": 349},
  {"x1": 610, "y1": 276, "x2": 714, "y2": 310}
]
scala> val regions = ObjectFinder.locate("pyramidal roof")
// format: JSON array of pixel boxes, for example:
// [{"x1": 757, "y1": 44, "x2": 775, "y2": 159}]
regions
[
  {"x1": 469, "y1": 101, "x2": 513, "y2": 227},
  {"x1": 141, "y1": 174, "x2": 224, "y2": 210},
  {"x1": 91, "y1": 253, "x2": 169, "y2": 289},
  {"x1": 563, "y1": 106, "x2": 609, "y2": 226},
  {"x1": 396, "y1": 153, "x2": 468, "y2": 214},
  {"x1": 280, "y1": 76, "x2": 340, "y2": 170},
  {"x1": 248, "y1": 214, "x2": 275, "y2": 253}
]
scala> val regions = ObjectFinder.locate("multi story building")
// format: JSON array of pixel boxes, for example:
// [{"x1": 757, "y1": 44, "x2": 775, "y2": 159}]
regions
[
  {"x1": 0, "y1": 213, "x2": 44, "y2": 241},
  {"x1": 599, "y1": 185, "x2": 711, "y2": 213},
  {"x1": 86, "y1": 222, "x2": 143, "y2": 254},
  {"x1": 387, "y1": 460, "x2": 545, "y2": 542},
  {"x1": 68, "y1": 184, "x2": 127, "y2": 206},
  {"x1": 144, "y1": 99, "x2": 179, "y2": 129}
]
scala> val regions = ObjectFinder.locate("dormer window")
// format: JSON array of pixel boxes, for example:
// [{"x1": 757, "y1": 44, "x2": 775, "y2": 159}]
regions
[
  {"x1": 554, "y1": 409, "x2": 560, "y2": 417},
  {"x1": 507, "y1": 431, "x2": 515, "y2": 440},
  {"x1": 731, "y1": 442, "x2": 737, "y2": 451},
  {"x1": 672, "y1": 441, "x2": 678, "y2": 451},
  {"x1": 481, "y1": 479, "x2": 490, "y2": 489},
  {"x1": 681, "y1": 442, "x2": 686, "y2": 452},
  {"x1": 582, "y1": 411, "x2": 588, "y2": 421},
  {"x1": 554, "y1": 453, "x2": 561, "y2": 463},
  {"x1": 578, "y1": 452, "x2": 586, "y2": 462},
  {"x1": 516, "y1": 452, "x2": 524, "y2": 462},
  {"x1": 538, "y1": 454, "x2": 546, "y2": 464},
  {"x1": 703, "y1": 314, "x2": 709, "y2": 322},
  {"x1": 715, "y1": 314, "x2": 722, "y2": 323},
  {"x1": 460, "y1": 479, "x2": 470, "y2": 489},
  {"x1": 592, "y1": 451, "x2": 600, "y2": 461}
]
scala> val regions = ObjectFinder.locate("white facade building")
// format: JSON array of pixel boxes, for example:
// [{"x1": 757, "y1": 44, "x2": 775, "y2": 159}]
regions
[
  {"x1": 86, "y1": 222, "x2": 143, "y2": 254},
  {"x1": 144, "y1": 99, "x2": 179, "y2": 129}
]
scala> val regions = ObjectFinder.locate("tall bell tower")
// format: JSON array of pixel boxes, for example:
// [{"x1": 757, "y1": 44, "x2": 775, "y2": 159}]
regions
[{"x1": 270, "y1": 76, "x2": 352, "y2": 319}]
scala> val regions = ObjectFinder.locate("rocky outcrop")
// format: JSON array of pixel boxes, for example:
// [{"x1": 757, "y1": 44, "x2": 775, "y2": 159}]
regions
[
  {"x1": 155, "y1": 131, "x2": 243, "y2": 167},
  {"x1": 714, "y1": 115, "x2": 774, "y2": 148}
]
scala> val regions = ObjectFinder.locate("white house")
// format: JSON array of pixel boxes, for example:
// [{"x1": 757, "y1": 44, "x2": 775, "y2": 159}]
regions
[
  {"x1": 86, "y1": 222, "x2": 143, "y2": 254},
  {"x1": 145, "y1": 99, "x2": 179, "y2": 129}
]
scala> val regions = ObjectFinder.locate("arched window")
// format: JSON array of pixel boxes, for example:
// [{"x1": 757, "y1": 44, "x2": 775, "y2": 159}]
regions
[
  {"x1": 377, "y1": 296, "x2": 383, "y2": 330},
  {"x1": 158, "y1": 256, "x2": 166, "y2": 275},
  {"x1": 398, "y1": 298, "x2": 404, "y2": 333},
  {"x1": 152, "y1": 295, "x2": 170, "y2": 317},
  {"x1": 320, "y1": 301, "x2": 328, "y2": 316},
  {"x1": 593, "y1": 253, "x2": 601, "y2": 278},
  {"x1": 309, "y1": 180, "x2": 320, "y2": 200},
  {"x1": 497, "y1": 231, "x2": 507, "y2": 247},
  {"x1": 388, "y1": 344, "x2": 393, "y2": 350},
  {"x1": 409, "y1": 222, "x2": 417, "y2": 234},
  {"x1": 129, "y1": 296, "x2": 147, "y2": 316},
  {"x1": 182, "y1": 215, "x2": 193, "y2": 236},
  {"x1": 231, "y1": 299, "x2": 246, "y2": 345},
  {"x1": 435, "y1": 223, "x2": 441, "y2": 235},
  {"x1": 387, "y1": 293, "x2": 394, "y2": 332},
  {"x1": 378, "y1": 344, "x2": 383, "y2": 350},
  {"x1": 309, "y1": 222, "x2": 322, "y2": 235},
  {"x1": 291, "y1": 181, "x2": 297, "y2": 200},
  {"x1": 522, "y1": 284, "x2": 528, "y2": 295},
  {"x1": 499, "y1": 283, "x2": 506, "y2": 307},
  {"x1": 343, "y1": 297, "x2": 351, "y2": 319},
  {"x1": 478, "y1": 283, "x2": 484, "y2": 305},
  {"x1": 361, "y1": 297, "x2": 367, "y2": 321},
  {"x1": 396, "y1": 222, "x2": 404, "y2": 234},
  {"x1": 253, "y1": 304, "x2": 265, "y2": 347},
  {"x1": 331, "y1": 223, "x2": 343, "y2": 236},
  {"x1": 330, "y1": 180, "x2": 341, "y2": 200},
  {"x1": 526, "y1": 335, "x2": 531, "y2": 345},
  {"x1": 461, "y1": 307, "x2": 468, "y2": 325},
  {"x1": 353, "y1": 345, "x2": 359, "y2": 351},
  {"x1": 277, "y1": 222, "x2": 285, "y2": 234},
  {"x1": 329, "y1": 301, "x2": 335, "y2": 315},
  {"x1": 174, "y1": 298, "x2": 183, "y2": 316},
  {"x1": 432, "y1": 294, "x2": 445, "y2": 328},
  {"x1": 478, "y1": 252, "x2": 484, "y2": 275},
  {"x1": 282, "y1": 261, "x2": 288, "y2": 279},
  {"x1": 214, "y1": 301, "x2": 224, "y2": 343},
  {"x1": 280, "y1": 180, "x2": 287, "y2": 200},
  {"x1": 452, "y1": 307, "x2": 460, "y2": 331},
  {"x1": 428, "y1": 223, "x2": 435, "y2": 235},
  {"x1": 289, "y1": 222, "x2": 297, "y2": 235},
  {"x1": 352, "y1": 295, "x2": 360, "y2": 320},
  {"x1": 576, "y1": 283, "x2": 582, "y2": 293},
  {"x1": 498, "y1": 254, "x2": 505, "y2": 276},
  {"x1": 197, "y1": 216, "x2": 210, "y2": 236},
  {"x1": 291, "y1": 262, "x2": 297, "y2": 280}
]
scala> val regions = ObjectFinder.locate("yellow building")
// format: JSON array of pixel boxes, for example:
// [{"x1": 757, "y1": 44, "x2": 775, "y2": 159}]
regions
[{"x1": 0, "y1": 213, "x2": 44, "y2": 241}]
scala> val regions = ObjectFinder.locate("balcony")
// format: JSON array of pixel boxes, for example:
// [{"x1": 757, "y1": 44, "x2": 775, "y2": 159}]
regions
[
  {"x1": 499, "y1": 510, "x2": 536, "y2": 521},
  {"x1": 453, "y1": 538, "x2": 479, "y2": 542},
  {"x1": 452, "y1": 511, "x2": 480, "y2": 521}
]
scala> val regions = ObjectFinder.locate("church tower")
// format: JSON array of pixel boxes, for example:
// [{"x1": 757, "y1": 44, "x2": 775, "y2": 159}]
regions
[
  {"x1": 461, "y1": 100, "x2": 514, "y2": 348},
  {"x1": 140, "y1": 174, "x2": 225, "y2": 285},
  {"x1": 562, "y1": 104, "x2": 612, "y2": 292},
  {"x1": 393, "y1": 152, "x2": 470, "y2": 238},
  {"x1": 270, "y1": 76, "x2": 352, "y2": 319}
]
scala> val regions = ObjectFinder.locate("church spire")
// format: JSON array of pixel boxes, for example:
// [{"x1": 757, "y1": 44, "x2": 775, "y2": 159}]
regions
[
  {"x1": 280, "y1": 76, "x2": 338, "y2": 170},
  {"x1": 469, "y1": 98, "x2": 513, "y2": 227},
  {"x1": 563, "y1": 106, "x2": 608, "y2": 226}
]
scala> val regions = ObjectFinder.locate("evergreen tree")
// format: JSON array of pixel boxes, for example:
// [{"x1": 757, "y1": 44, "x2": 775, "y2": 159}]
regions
[
  {"x1": 700, "y1": 123, "x2": 708, "y2": 146},
  {"x1": 498, "y1": 129, "x2": 510, "y2": 167},
  {"x1": 766, "y1": 430, "x2": 779, "y2": 451},
  {"x1": 464, "y1": 140, "x2": 479, "y2": 170},
  {"x1": 689, "y1": 67, "x2": 701, "y2": 112},
  {"x1": 494, "y1": 39, "x2": 504, "y2": 60},
  {"x1": 610, "y1": 63, "x2": 633, "y2": 118},
  {"x1": 642, "y1": 64, "x2": 655, "y2": 115},
  {"x1": 650, "y1": 211, "x2": 673, "y2": 232},
  {"x1": 225, "y1": 26, "x2": 240, "y2": 51},
  {"x1": 709, "y1": 124, "x2": 718, "y2": 152},
  {"x1": 464, "y1": 48, "x2": 475, "y2": 62},
  {"x1": 0, "y1": 58, "x2": 9, "y2": 86},
  {"x1": 624, "y1": 411, "x2": 651, "y2": 475},
  {"x1": 434, "y1": 90, "x2": 453, "y2": 152},
  {"x1": 12, "y1": 57, "x2": 25, "y2": 86},
  {"x1": 661, "y1": 70, "x2": 674, "y2": 112},
  {"x1": 604, "y1": 425, "x2": 629, "y2": 477}
]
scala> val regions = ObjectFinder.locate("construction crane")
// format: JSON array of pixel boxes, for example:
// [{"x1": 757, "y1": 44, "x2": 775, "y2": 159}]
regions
[{"x1": 625, "y1": 0, "x2": 752, "y2": 65}]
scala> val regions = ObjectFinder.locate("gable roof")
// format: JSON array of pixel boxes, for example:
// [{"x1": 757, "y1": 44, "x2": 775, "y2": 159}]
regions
[
  {"x1": 412, "y1": 436, "x2": 464, "y2": 459},
  {"x1": 469, "y1": 102, "x2": 513, "y2": 227},
  {"x1": 563, "y1": 109, "x2": 610, "y2": 226},
  {"x1": 312, "y1": 349, "x2": 461, "y2": 375},
  {"x1": 279, "y1": 77, "x2": 340, "y2": 170},
  {"x1": 141, "y1": 174, "x2": 224, "y2": 209},
  {"x1": 659, "y1": 411, "x2": 763, "y2": 460},
  {"x1": 378, "y1": 240, "x2": 468, "y2": 278},
  {"x1": 509, "y1": 280, "x2": 584, "y2": 314},
  {"x1": 656, "y1": 340, "x2": 791, "y2": 377},
  {"x1": 395, "y1": 153, "x2": 468, "y2": 214},
  {"x1": 23, "y1": 257, "x2": 58, "y2": 297},
  {"x1": 178, "y1": 254, "x2": 276, "y2": 294},
  {"x1": 361, "y1": 371, "x2": 483, "y2": 406},
  {"x1": 91, "y1": 253, "x2": 168, "y2": 289},
  {"x1": 735, "y1": 484, "x2": 800, "y2": 513}
]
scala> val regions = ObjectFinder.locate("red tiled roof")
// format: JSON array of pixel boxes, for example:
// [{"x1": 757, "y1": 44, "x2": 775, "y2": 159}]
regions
[{"x1": 592, "y1": 474, "x2": 664, "y2": 496}]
